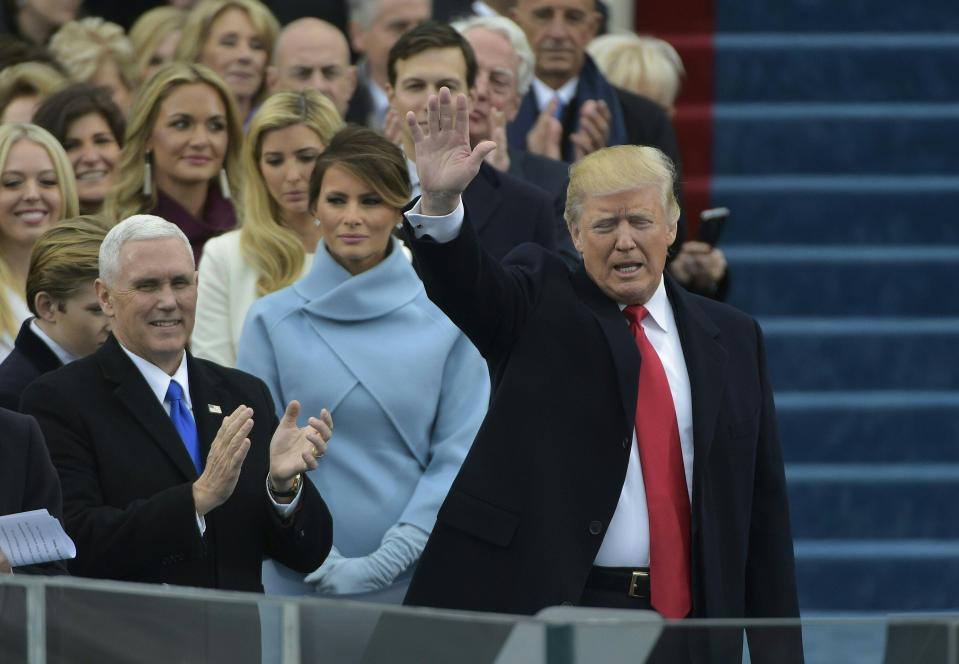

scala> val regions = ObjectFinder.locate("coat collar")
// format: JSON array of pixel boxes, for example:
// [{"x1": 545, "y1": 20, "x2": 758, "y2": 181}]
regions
[
  {"x1": 96, "y1": 335, "x2": 228, "y2": 481},
  {"x1": 664, "y1": 276, "x2": 727, "y2": 486},
  {"x1": 296, "y1": 237, "x2": 423, "y2": 320},
  {"x1": 13, "y1": 319, "x2": 62, "y2": 374},
  {"x1": 571, "y1": 268, "x2": 728, "y2": 472},
  {"x1": 570, "y1": 266, "x2": 639, "y2": 434}
]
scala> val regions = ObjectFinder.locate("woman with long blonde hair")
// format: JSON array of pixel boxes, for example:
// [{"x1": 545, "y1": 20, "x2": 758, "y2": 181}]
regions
[
  {"x1": 104, "y1": 62, "x2": 243, "y2": 262},
  {"x1": 176, "y1": 0, "x2": 280, "y2": 122},
  {"x1": 192, "y1": 89, "x2": 342, "y2": 367},
  {"x1": 128, "y1": 6, "x2": 187, "y2": 83},
  {"x1": 0, "y1": 123, "x2": 79, "y2": 359}
]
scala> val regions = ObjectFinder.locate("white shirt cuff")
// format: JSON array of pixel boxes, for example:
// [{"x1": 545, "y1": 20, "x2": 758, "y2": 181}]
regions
[
  {"x1": 404, "y1": 198, "x2": 465, "y2": 243},
  {"x1": 266, "y1": 475, "x2": 303, "y2": 518},
  {"x1": 195, "y1": 512, "x2": 206, "y2": 536}
]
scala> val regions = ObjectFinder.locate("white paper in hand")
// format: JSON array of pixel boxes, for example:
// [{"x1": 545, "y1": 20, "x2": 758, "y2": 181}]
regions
[{"x1": 0, "y1": 509, "x2": 76, "y2": 567}]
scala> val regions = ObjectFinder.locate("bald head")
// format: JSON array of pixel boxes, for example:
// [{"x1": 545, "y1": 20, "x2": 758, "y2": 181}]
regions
[{"x1": 267, "y1": 18, "x2": 357, "y2": 117}]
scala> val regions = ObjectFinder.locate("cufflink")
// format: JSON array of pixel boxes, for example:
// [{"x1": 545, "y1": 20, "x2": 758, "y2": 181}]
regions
[{"x1": 208, "y1": 404, "x2": 222, "y2": 414}]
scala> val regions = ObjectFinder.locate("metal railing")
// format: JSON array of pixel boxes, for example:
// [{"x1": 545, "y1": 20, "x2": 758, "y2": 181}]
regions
[{"x1": 1, "y1": 574, "x2": 957, "y2": 664}]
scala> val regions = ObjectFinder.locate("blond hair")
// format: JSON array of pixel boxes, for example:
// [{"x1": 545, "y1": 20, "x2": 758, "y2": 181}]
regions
[
  {"x1": 0, "y1": 62, "x2": 68, "y2": 118},
  {"x1": 0, "y1": 123, "x2": 81, "y2": 340},
  {"x1": 587, "y1": 33, "x2": 685, "y2": 109},
  {"x1": 26, "y1": 216, "x2": 111, "y2": 316},
  {"x1": 48, "y1": 18, "x2": 138, "y2": 92},
  {"x1": 565, "y1": 145, "x2": 680, "y2": 228},
  {"x1": 129, "y1": 6, "x2": 188, "y2": 81},
  {"x1": 240, "y1": 90, "x2": 343, "y2": 296},
  {"x1": 176, "y1": 0, "x2": 280, "y2": 107},
  {"x1": 104, "y1": 62, "x2": 243, "y2": 223}
]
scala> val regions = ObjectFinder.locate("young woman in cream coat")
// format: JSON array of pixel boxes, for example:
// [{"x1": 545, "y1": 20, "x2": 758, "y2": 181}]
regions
[{"x1": 192, "y1": 90, "x2": 342, "y2": 366}]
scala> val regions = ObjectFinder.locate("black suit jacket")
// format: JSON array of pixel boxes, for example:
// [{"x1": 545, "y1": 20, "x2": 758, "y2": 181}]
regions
[
  {"x1": 506, "y1": 147, "x2": 578, "y2": 267},
  {"x1": 402, "y1": 216, "x2": 800, "y2": 662},
  {"x1": 0, "y1": 407, "x2": 66, "y2": 575},
  {"x1": 0, "y1": 320, "x2": 62, "y2": 412},
  {"x1": 463, "y1": 162, "x2": 557, "y2": 261},
  {"x1": 20, "y1": 335, "x2": 332, "y2": 590}
]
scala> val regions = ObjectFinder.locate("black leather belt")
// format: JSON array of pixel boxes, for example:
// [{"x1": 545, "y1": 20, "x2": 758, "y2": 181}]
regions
[{"x1": 587, "y1": 566, "x2": 650, "y2": 598}]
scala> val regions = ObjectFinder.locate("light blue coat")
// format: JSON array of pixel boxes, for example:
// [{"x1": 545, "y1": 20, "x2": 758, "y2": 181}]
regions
[{"x1": 237, "y1": 239, "x2": 489, "y2": 594}]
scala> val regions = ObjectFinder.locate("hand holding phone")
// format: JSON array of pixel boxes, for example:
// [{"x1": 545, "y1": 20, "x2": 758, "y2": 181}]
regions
[{"x1": 697, "y1": 207, "x2": 730, "y2": 246}]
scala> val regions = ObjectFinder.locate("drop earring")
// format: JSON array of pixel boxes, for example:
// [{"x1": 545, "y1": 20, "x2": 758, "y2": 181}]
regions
[
  {"x1": 218, "y1": 168, "x2": 232, "y2": 200},
  {"x1": 142, "y1": 152, "x2": 153, "y2": 197}
]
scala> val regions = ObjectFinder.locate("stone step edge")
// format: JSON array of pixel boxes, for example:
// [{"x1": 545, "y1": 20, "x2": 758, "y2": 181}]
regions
[
  {"x1": 759, "y1": 317, "x2": 959, "y2": 335},
  {"x1": 723, "y1": 245, "x2": 959, "y2": 261},
  {"x1": 775, "y1": 391, "x2": 959, "y2": 410},
  {"x1": 786, "y1": 464, "x2": 959, "y2": 483},
  {"x1": 795, "y1": 540, "x2": 959, "y2": 559}
]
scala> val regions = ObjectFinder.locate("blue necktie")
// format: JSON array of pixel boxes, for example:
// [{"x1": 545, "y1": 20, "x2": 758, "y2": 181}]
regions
[
  {"x1": 166, "y1": 380, "x2": 202, "y2": 474},
  {"x1": 552, "y1": 94, "x2": 565, "y2": 120}
]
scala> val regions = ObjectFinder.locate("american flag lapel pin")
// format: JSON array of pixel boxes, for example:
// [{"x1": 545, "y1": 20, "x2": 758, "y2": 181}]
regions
[{"x1": 208, "y1": 404, "x2": 222, "y2": 414}]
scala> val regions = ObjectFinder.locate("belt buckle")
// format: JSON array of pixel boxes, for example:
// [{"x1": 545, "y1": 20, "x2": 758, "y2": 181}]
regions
[{"x1": 628, "y1": 570, "x2": 648, "y2": 598}]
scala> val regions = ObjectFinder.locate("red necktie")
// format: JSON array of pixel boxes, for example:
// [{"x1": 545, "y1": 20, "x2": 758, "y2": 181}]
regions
[{"x1": 623, "y1": 305, "x2": 692, "y2": 619}]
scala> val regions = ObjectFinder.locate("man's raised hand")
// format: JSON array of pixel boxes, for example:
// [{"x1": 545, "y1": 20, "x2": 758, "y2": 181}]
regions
[{"x1": 408, "y1": 87, "x2": 496, "y2": 216}]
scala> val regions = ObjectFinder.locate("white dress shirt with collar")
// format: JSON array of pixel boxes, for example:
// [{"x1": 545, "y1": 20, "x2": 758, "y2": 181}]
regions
[
  {"x1": 116, "y1": 343, "x2": 302, "y2": 534},
  {"x1": 367, "y1": 76, "x2": 390, "y2": 130},
  {"x1": 30, "y1": 318, "x2": 78, "y2": 365},
  {"x1": 406, "y1": 156, "x2": 421, "y2": 200},
  {"x1": 531, "y1": 76, "x2": 579, "y2": 113},
  {"x1": 405, "y1": 202, "x2": 695, "y2": 567}
]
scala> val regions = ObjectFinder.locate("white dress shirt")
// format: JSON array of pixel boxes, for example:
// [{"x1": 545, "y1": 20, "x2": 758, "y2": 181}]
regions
[
  {"x1": 30, "y1": 319, "x2": 78, "y2": 365},
  {"x1": 406, "y1": 156, "x2": 421, "y2": 200},
  {"x1": 594, "y1": 280, "x2": 694, "y2": 567},
  {"x1": 117, "y1": 343, "x2": 301, "y2": 534},
  {"x1": 404, "y1": 202, "x2": 695, "y2": 567},
  {"x1": 367, "y1": 76, "x2": 390, "y2": 131},
  {"x1": 531, "y1": 76, "x2": 579, "y2": 113}
]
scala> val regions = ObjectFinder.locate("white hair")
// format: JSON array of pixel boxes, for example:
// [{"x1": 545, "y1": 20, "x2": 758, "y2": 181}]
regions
[
  {"x1": 348, "y1": 0, "x2": 382, "y2": 29},
  {"x1": 453, "y1": 14, "x2": 535, "y2": 96},
  {"x1": 99, "y1": 215, "x2": 194, "y2": 286}
]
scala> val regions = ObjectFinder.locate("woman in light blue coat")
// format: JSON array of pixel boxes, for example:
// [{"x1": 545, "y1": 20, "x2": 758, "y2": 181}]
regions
[{"x1": 237, "y1": 127, "x2": 489, "y2": 602}]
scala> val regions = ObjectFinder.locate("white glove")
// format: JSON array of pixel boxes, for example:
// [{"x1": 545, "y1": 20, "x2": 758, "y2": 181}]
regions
[{"x1": 304, "y1": 524, "x2": 428, "y2": 595}]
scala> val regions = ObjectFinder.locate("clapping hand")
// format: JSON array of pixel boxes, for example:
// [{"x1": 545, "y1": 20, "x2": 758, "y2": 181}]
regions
[
  {"x1": 485, "y1": 108, "x2": 511, "y2": 172},
  {"x1": 525, "y1": 97, "x2": 562, "y2": 160},
  {"x1": 268, "y1": 401, "x2": 333, "y2": 496},
  {"x1": 570, "y1": 99, "x2": 611, "y2": 162},
  {"x1": 192, "y1": 405, "x2": 255, "y2": 516},
  {"x1": 408, "y1": 87, "x2": 496, "y2": 216}
]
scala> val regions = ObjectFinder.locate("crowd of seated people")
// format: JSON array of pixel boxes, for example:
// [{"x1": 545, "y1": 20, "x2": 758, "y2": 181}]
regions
[{"x1": 0, "y1": 0, "x2": 736, "y2": 615}]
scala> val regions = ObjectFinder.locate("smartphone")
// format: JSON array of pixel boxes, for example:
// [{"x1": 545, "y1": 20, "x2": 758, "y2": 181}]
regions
[{"x1": 697, "y1": 207, "x2": 730, "y2": 246}]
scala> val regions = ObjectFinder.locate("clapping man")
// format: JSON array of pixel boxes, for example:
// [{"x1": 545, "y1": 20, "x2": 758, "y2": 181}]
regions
[{"x1": 21, "y1": 215, "x2": 333, "y2": 590}]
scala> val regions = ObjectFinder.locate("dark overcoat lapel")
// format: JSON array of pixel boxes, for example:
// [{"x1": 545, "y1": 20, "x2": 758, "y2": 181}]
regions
[
  {"x1": 96, "y1": 336, "x2": 198, "y2": 481},
  {"x1": 187, "y1": 355, "x2": 236, "y2": 466},
  {"x1": 570, "y1": 267, "x2": 639, "y2": 434}
]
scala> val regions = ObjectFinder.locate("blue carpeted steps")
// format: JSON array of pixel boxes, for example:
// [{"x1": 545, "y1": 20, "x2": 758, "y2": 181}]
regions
[
  {"x1": 725, "y1": 247, "x2": 959, "y2": 317},
  {"x1": 716, "y1": 177, "x2": 959, "y2": 245},
  {"x1": 714, "y1": 35, "x2": 959, "y2": 103},
  {"x1": 777, "y1": 392, "x2": 959, "y2": 464},
  {"x1": 712, "y1": 2, "x2": 959, "y2": 613}
]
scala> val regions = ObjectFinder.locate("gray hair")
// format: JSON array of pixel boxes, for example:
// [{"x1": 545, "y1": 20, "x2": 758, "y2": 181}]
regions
[
  {"x1": 99, "y1": 215, "x2": 195, "y2": 286},
  {"x1": 453, "y1": 15, "x2": 535, "y2": 96},
  {"x1": 348, "y1": 0, "x2": 381, "y2": 29},
  {"x1": 349, "y1": 0, "x2": 434, "y2": 30}
]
